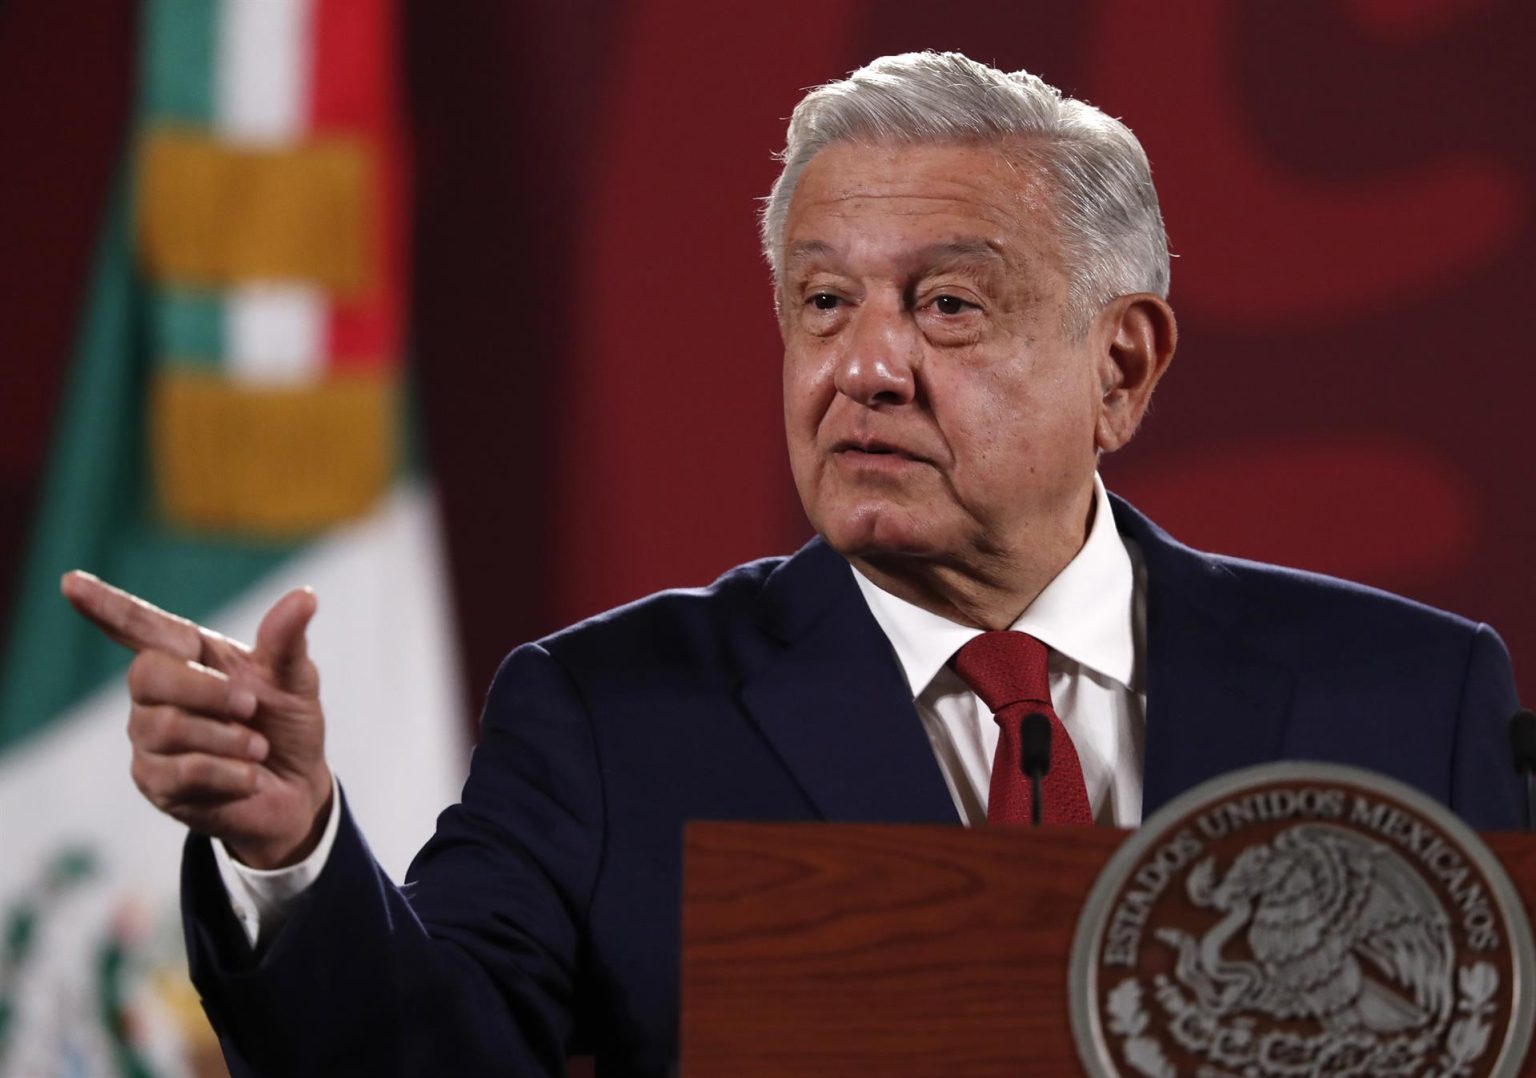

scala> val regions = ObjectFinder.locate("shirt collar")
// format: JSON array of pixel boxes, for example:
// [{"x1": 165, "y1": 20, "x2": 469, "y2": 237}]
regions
[{"x1": 850, "y1": 475, "x2": 1138, "y2": 698}]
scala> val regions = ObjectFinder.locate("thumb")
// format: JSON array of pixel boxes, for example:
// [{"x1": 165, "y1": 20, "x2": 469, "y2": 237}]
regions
[{"x1": 254, "y1": 587, "x2": 318, "y2": 691}]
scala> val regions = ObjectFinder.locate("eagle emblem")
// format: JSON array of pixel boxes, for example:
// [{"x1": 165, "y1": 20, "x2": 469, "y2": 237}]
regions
[
  {"x1": 1157, "y1": 823, "x2": 1453, "y2": 1037},
  {"x1": 1069, "y1": 763, "x2": 1532, "y2": 1078}
]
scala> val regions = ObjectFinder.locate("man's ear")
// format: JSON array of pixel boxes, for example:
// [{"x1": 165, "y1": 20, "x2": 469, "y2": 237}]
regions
[{"x1": 1093, "y1": 293, "x2": 1177, "y2": 453}]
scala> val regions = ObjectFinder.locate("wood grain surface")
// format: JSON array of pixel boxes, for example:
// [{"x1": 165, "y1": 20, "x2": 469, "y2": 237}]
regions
[{"x1": 681, "y1": 824, "x2": 1536, "y2": 1077}]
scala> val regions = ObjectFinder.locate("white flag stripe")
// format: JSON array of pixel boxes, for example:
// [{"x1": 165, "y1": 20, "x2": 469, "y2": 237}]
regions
[
  {"x1": 226, "y1": 282, "x2": 326, "y2": 384},
  {"x1": 215, "y1": 0, "x2": 314, "y2": 146}
]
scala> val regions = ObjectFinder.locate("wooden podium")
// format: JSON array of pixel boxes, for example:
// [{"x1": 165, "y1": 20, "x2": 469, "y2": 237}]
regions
[{"x1": 679, "y1": 823, "x2": 1536, "y2": 1076}]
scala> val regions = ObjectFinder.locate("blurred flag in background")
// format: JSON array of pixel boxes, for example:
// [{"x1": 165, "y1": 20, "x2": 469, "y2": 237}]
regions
[{"x1": 0, "y1": 1, "x2": 465, "y2": 1073}]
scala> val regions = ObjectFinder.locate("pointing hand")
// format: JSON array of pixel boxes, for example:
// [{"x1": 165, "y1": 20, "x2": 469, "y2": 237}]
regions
[{"x1": 60, "y1": 571, "x2": 333, "y2": 869}]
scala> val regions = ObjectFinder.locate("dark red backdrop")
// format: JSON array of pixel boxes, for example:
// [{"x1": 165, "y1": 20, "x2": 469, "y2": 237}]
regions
[{"x1": 3, "y1": 0, "x2": 1533, "y2": 723}]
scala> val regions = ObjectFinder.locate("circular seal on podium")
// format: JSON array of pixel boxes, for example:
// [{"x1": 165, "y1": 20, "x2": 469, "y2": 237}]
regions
[{"x1": 1070, "y1": 762, "x2": 1535, "y2": 1078}]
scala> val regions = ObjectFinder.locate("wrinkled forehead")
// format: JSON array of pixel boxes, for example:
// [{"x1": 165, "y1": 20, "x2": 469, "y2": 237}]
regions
[
  {"x1": 789, "y1": 138, "x2": 1058, "y2": 211},
  {"x1": 781, "y1": 140, "x2": 1068, "y2": 279}
]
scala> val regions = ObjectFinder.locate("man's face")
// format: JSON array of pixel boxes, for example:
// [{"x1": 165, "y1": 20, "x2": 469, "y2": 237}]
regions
[{"x1": 780, "y1": 141, "x2": 1111, "y2": 579}]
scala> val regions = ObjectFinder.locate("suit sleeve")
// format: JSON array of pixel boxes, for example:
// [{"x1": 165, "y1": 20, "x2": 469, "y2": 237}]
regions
[
  {"x1": 182, "y1": 642, "x2": 604, "y2": 1077},
  {"x1": 1450, "y1": 623, "x2": 1523, "y2": 831}
]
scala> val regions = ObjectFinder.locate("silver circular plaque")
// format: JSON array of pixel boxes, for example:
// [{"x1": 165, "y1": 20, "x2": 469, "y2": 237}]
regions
[{"x1": 1070, "y1": 762, "x2": 1535, "y2": 1078}]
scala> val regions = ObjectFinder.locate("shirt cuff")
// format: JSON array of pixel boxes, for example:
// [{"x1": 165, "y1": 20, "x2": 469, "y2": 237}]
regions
[{"x1": 212, "y1": 772, "x2": 343, "y2": 949}]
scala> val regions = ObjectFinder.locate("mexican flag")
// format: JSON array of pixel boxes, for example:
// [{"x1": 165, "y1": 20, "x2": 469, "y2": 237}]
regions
[{"x1": 0, "y1": 1, "x2": 466, "y2": 1073}]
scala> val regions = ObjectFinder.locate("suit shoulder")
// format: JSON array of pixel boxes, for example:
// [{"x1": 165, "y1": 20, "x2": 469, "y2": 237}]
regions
[
  {"x1": 534, "y1": 553, "x2": 788, "y2": 668},
  {"x1": 1197, "y1": 551, "x2": 1485, "y2": 656},
  {"x1": 1114, "y1": 495, "x2": 1487, "y2": 651},
  {"x1": 1211, "y1": 552, "x2": 1473, "y2": 624}
]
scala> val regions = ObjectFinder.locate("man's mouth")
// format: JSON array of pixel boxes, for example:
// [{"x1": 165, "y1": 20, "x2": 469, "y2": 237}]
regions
[{"x1": 831, "y1": 439, "x2": 929, "y2": 465}]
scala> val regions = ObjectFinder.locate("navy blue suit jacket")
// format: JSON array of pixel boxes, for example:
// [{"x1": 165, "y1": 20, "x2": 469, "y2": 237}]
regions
[{"x1": 183, "y1": 497, "x2": 1522, "y2": 1076}]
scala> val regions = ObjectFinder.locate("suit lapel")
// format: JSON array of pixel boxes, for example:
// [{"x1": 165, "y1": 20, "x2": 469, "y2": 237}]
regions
[
  {"x1": 741, "y1": 540, "x2": 960, "y2": 825},
  {"x1": 746, "y1": 504, "x2": 1299, "y2": 825},
  {"x1": 1113, "y1": 498, "x2": 1297, "y2": 816}
]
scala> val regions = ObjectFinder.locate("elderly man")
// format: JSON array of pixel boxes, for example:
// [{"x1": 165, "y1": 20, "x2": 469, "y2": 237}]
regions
[{"x1": 62, "y1": 51, "x2": 1519, "y2": 1076}]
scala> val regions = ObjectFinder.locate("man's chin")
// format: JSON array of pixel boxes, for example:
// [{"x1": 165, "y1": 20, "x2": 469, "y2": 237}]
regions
[{"x1": 814, "y1": 509, "x2": 946, "y2": 562}]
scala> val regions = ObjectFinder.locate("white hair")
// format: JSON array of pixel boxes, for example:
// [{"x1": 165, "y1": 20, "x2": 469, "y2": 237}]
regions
[{"x1": 760, "y1": 51, "x2": 1170, "y2": 333}]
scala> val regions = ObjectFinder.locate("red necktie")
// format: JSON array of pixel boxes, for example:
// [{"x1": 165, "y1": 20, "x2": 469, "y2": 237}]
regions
[{"x1": 952, "y1": 631, "x2": 1094, "y2": 825}]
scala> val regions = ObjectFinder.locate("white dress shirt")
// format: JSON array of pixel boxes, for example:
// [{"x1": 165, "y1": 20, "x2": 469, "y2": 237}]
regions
[
  {"x1": 219, "y1": 475, "x2": 1147, "y2": 945},
  {"x1": 851, "y1": 474, "x2": 1147, "y2": 827},
  {"x1": 213, "y1": 770, "x2": 342, "y2": 946}
]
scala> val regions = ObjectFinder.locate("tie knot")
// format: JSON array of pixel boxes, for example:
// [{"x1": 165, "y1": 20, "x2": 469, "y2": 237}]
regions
[{"x1": 952, "y1": 631, "x2": 1052, "y2": 713}]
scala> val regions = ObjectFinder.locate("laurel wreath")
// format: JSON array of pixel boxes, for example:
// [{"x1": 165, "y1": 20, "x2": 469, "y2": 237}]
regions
[
  {"x1": 1103, "y1": 962, "x2": 1498, "y2": 1078},
  {"x1": 1106, "y1": 978, "x2": 1174, "y2": 1078},
  {"x1": 1430, "y1": 962, "x2": 1498, "y2": 1078},
  {"x1": 0, "y1": 849, "x2": 97, "y2": 1067},
  {"x1": 0, "y1": 847, "x2": 167, "y2": 1078}
]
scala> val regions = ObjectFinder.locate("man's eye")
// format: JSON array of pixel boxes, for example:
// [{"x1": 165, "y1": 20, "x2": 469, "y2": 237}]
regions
[
  {"x1": 932, "y1": 294, "x2": 972, "y2": 315},
  {"x1": 809, "y1": 293, "x2": 842, "y2": 311}
]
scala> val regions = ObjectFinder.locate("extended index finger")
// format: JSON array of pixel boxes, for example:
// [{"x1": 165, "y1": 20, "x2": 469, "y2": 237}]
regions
[{"x1": 60, "y1": 571, "x2": 203, "y2": 660}]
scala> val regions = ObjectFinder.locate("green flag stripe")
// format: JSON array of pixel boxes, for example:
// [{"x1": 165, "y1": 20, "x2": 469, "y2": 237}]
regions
[
  {"x1": 0, "y1": 179, "x2": 297, "y2": 751},
  {"x1": 152, "y1": 289, "x2": 224, "y2": 365},
  {"x1": 0, "y1": 179, "x2": 144, "y2": 746},
  {"x1": 137, "y1": 0, "x2": 217, "y2": 125}
]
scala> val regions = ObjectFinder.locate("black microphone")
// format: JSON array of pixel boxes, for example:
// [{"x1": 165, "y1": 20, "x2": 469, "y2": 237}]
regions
[
  {"x1": 1509, "y1": 708, "x2": 1536, "y2": 830},
  {"x1": 1021, "y1": 712, "x2": 1052, "y2": 827}
]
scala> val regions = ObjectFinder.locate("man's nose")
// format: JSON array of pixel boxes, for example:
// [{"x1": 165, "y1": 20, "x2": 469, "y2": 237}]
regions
[{"x1": 833, "y1": 300, "x2": 917, "y2": 407}]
